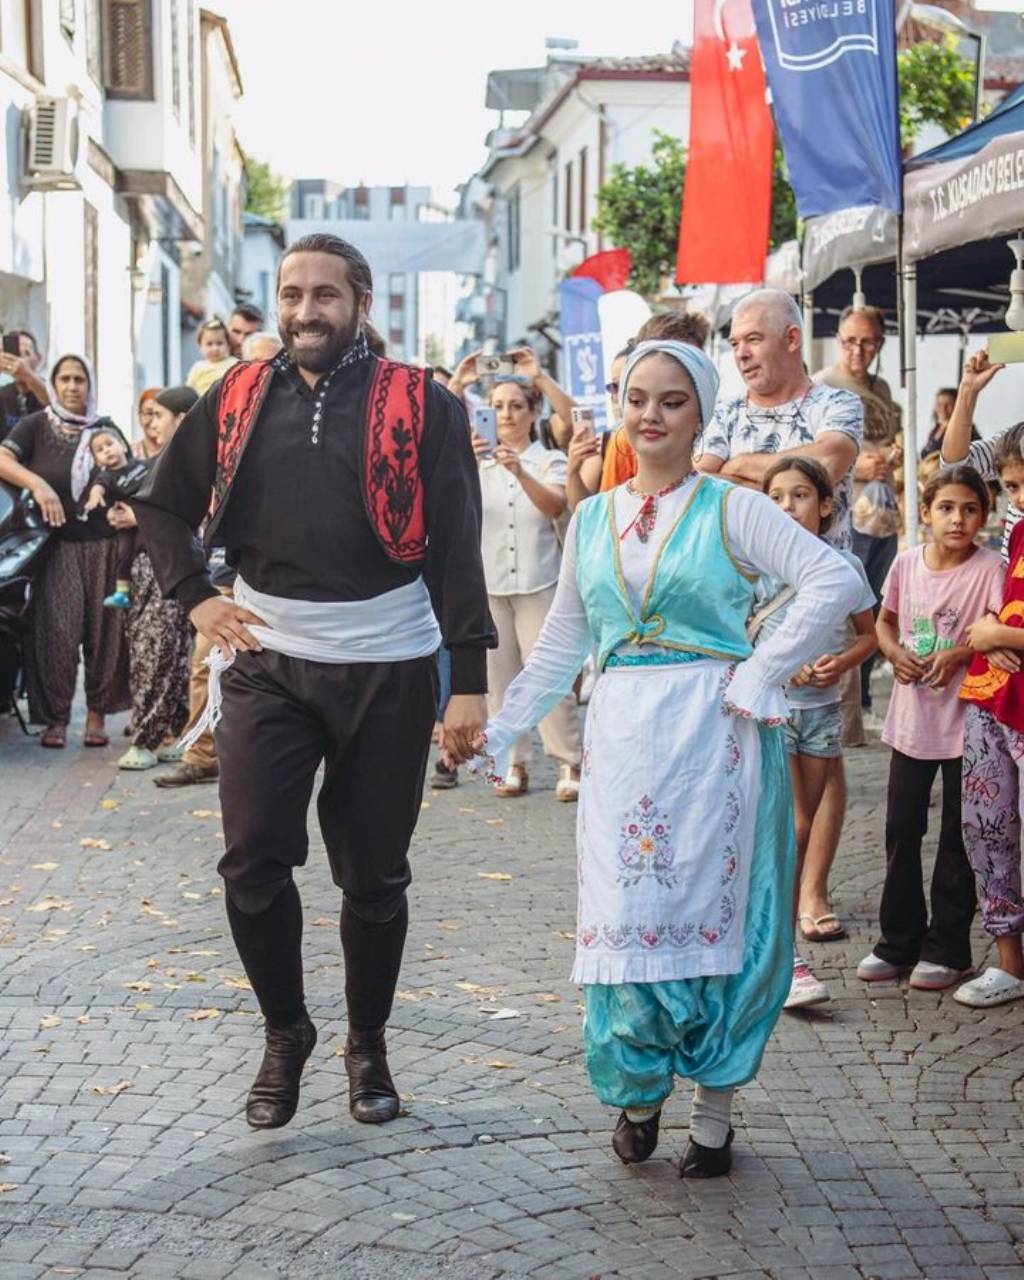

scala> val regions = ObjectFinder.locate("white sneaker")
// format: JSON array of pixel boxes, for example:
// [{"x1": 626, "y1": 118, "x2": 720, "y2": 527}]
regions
[
  {"x1": 555, "y1": 765, "x2": 580, "y2": 803},
  {"x1": 952, "y1": 966, "x2": 1024, "y2": 1008},
  {"x1": 908, "y1": 961, "x2": 972, "y2": 991},
  {"x1": 857, "y1": 952, "x2": 905, "y2": 982},
  {"x1": 784, "y1": 957, "x2": 829, "y2": 1009}
]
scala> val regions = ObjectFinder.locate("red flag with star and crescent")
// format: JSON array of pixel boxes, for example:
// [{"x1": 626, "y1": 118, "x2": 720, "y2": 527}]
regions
[{"x1": 675, "y1": 0, "x2": 774, "y2": 285}]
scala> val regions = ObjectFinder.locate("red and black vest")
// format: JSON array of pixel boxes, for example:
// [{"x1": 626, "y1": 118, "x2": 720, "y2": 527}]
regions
[{"x1": 210, "y1": 355, "x2": 429, "y2": 567}]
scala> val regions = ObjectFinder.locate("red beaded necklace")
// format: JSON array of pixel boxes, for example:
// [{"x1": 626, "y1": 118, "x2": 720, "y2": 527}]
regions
[{"x1": 620, "y1": 471, "x2": 696, "y2": 543}]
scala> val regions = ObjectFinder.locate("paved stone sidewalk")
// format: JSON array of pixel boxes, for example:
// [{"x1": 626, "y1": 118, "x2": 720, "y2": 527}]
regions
[{"x1": 1, "y1": 702, "x2": 1023, "y2": 1279}]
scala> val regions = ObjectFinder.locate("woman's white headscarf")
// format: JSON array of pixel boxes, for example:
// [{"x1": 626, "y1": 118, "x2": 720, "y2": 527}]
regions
[
  {"x1": 44, "y1": 354, "x2": 122, "y2": 502},
  {"x1": 619, "y1": 339, "x2": 720, "y2": 429}
]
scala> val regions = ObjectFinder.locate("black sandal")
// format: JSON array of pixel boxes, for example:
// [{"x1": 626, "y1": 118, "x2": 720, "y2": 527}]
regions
[
  {"x1": 679, "y1": 1127, "x2": 735, "y2": 1179},
  {"x1": 41, "y1": 724, "x2": 67, "y2": 749}
]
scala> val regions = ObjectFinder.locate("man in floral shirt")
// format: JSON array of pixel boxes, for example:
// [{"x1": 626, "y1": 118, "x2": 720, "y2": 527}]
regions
[
  {"x1": 698, "y1": 289, "x2": 865, "y2": 1014},
  {"x1": 699, "y1": 289, "x2": 864, "y2": 549}
]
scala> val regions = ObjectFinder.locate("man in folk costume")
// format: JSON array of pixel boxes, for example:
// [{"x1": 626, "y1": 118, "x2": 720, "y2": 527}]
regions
[
  {"x1": 134, "y1": 235, "x2": 494, "y2": 1129},
  {"x1": 447, "y1": 340, "x2": 860, "y2": 1175}
]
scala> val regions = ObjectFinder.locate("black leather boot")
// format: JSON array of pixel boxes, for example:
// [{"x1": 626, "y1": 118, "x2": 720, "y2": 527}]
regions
[
  {"x1": 344, "y1": 1028, "x2": 400, "y2": 1123},
  {"x1": 245, "y1": 1013, "x2": 317, "y2": 1129},
  {"x1": 612, "y1": 1109, "x2": 661, "y2": 1164},
  {"x1": 679, "y1": 1127, "x2": 735, "y2": 1179}
]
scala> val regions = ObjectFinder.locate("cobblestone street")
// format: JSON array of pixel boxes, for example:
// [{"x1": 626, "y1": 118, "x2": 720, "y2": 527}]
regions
[{"x1": 1, "y1": 701, "x2": 1023, "y2": 1280}]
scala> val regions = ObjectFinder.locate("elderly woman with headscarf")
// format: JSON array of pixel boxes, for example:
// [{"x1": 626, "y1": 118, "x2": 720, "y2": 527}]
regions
[
  {"x1": 0, "y1": 354, "x2": 130, "y2": 747},
  {"x1": 446, "y1": 339, "x2": 861, "y2": 1178}
]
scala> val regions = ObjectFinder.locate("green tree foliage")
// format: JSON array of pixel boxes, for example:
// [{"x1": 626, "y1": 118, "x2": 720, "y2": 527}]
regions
[
  {"x1": 898, "y1": 37, "x2": 976, "y2": 152},
  {"x1": 592, "y1": 131, "x2": 686, "y2": 299},
  {"x1": 245, "y1": 158, "x2": 288, "y2": 223},
  {"x1": 770, "y1": 141, "x2": 798, "y2": 248}
]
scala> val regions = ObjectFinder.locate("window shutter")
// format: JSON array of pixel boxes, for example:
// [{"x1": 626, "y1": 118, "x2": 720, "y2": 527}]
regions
[{"x1": 102, "y1": 0, "x2": 154, "y2": 100}]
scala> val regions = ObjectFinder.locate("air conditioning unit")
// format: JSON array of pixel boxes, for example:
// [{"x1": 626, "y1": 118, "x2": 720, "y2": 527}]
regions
[{"x1": 25, "y1": 95, "x2": 81, "y2": 190}]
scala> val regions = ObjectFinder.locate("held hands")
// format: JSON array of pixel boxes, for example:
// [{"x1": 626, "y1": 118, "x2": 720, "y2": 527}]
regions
[
  {"x1": 987, "y1": 647, "x2": 1022, "y2": 674},
  {"x1": 30, "y1": 479, "x2": 64, "y2": 527},
  {"x1": 439, "y1": 695, "x2": 487, "y2": 766},
  {"x1": 791, "y1": 655, "x2": 843, "y2": 689},
  {"x1": 189, "y1": 595, "x2": 266, "y2": 654}
]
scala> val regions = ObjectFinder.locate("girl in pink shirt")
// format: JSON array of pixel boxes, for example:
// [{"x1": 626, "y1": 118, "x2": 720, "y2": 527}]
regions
[{"x1": 858, "y1": 466, "x2": 1003, "y2": 991}]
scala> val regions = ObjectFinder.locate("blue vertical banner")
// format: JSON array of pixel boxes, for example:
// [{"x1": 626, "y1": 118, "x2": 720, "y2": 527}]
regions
[
  {"x1": 751, "y1": 0, "x2": 902, "y2": 216},
  {"x1": 558, "y1": 277, "x2": 608, "y2": 433}
]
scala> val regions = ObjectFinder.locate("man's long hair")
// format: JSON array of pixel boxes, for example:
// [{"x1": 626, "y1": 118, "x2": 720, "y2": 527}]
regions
[{"x1": 277, "y1": 233, "x2": 373, "y2": 300}]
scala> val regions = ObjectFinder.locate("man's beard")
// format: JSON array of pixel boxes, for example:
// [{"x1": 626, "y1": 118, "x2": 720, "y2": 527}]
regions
[{"x1": 280, "y1": 314, "x2": 361, "y2": 374}]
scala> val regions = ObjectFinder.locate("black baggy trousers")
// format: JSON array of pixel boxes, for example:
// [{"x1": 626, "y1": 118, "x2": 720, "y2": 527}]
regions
[{"x1": 215, "y1": 649, "x2": 438, "y2": 921}]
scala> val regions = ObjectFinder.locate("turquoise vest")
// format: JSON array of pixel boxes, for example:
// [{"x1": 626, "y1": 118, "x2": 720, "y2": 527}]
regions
[{"x1": 576, "y1": 475, "x2": 757, "y2": 671}]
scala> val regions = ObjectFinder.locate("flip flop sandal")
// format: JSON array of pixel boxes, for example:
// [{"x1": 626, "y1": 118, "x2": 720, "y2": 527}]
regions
[
  {"x1": 83, "y1": 732, "x2": 110, "y2": 748},
  {"x1": 41, "y1": 725, "x2": 67, "y2": 749},
  {"x1": 798, "y1": 912, "x2": 847, "y2": 942}
]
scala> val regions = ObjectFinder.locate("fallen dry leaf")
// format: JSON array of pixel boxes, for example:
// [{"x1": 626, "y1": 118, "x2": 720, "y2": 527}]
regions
[
  {"x1": 124, "y1": 981, "x2": 151, "y2": 993},
  {"x1": 535, "y1": 993, "x2": 563, "y2": 1003},
  {"x1": 477, "y1": 872, "x2": 512, "y2": 882},
  {"x1": 187, "y1": 1008, "x2": 221, "y2": 1021},
  {"x1": 189, "y1": 809, "x2": 220, "y2": 819},
  {"x1": 100, "y1": 799, "x2": 119, "y2": 811},
  {"x1": 27, "y1": 898, "x2": 70, "y2": 913},
  {"x1": 76, "y1": 1016, "x2": 90, "y2": 1025},
  {"x1": 485, "y1": 818, "x2": 504, "y2": 826},
  {"x1": 79, "y1": 838, "x2": 112, "y2": 851},
  {"x1": 0, "y1": 1183, "x2": 18, "y2": 1193},
  {"x1": 38, "y1": 1016, "x2": 61, "y2": 1030},
  {"x1": 134, "y1": 1002, "x2": 153, "y2": 1011},
  {"x1": 486, "y1": 1008, "x2": 521, "y2": 1021},
  {"x1": 140, "y1": 900, "x2": 164, "y2": 917},
  {"x1": 556, "y1": 931, "x2": 575, "y2": 940},
  {"x1": 310, "y1": 916, "x2": 333, "y2": 927},
  {"x1": 455, "y1": 981, "x2": 504, "y2": 996},
  {"x1": 31, "y1": 862, "x2": 58, "y2": 871},
  {"x1": 221, "y1": 976, "x2": 251, "y2": 991},
  {"x1": 181, "y1": 891, "x2": 202, "y2": 900},
  {"x1": 90, "y1": 1080, "x2": 133, "y2": 1096},
  {"x1": 486, "y1": 1059, "x2": 516, "y2": 1070},
  {"x1": 50, "y1": 819, "x2": 63, "y2": 829},
  {"x1": 75, "y1": 945, "x2": 97, "y2": 953}
]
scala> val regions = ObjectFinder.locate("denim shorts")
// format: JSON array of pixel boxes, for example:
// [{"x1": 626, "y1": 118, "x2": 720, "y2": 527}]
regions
[{"x1": 784, "y1": 703, "x2": 843, "y2": 759}]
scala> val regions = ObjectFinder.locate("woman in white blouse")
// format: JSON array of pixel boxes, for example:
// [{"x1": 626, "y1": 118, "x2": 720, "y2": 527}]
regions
[{"x1": 473, "y1": 376, "x2": 583, "y2": 801}]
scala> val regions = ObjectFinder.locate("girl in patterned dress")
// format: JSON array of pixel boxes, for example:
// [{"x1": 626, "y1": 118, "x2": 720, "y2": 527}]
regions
[{"x1": 445, "y1": 340, "x2": 860, "y2": 1177}]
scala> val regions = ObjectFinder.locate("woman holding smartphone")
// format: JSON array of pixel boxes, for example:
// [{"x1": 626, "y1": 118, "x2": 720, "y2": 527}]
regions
[{"x1": 471, "y1": 374, "x2": 583, "y2": 802}]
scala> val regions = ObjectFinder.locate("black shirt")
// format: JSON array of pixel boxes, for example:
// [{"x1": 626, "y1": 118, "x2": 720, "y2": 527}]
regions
[
  {"x1": 134, "y1": 354, "x2": 495, "y2": 694},
  {"x1": 86, "y1": 457, "x2": 153, "y2": 506},
  {"x1": 0, "y1": 410, "x2": 117, "y2": 541}
]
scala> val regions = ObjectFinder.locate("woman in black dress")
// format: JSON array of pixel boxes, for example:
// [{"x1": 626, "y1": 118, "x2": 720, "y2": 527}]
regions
[{"x1": 0, "y1": 354, "x2": 130, "y2": 747}]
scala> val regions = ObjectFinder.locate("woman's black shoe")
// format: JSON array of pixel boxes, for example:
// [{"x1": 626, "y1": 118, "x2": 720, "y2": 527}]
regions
[
  {"x1": 345, "y1": 1030, "x2": 400, "y2": 1123},
  {"x1": 612, "y1": 1109, "x2": 661, "y2": 1164},
  {"x1": 679, "y1": 1127, "x2": 735, "y2": 1179},
  {"x1": 245, "y1": 1013, "x2": 317, "y2": 1129}
]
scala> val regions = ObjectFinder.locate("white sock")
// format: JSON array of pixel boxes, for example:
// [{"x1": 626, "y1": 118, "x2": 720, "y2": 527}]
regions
[
  {"x1": 624, "y1": 1105, "x2": 660, "y2": 1123},
  {"x1": 689, "y1": 1084, "x2": 734, "y2": 1149}
]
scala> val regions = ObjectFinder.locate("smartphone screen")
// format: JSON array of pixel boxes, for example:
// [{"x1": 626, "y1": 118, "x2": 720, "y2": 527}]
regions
[
  {"x1": 473, "y1": 406, "x2": 498, "y2": 449},
  {"x1": 1, "y1": 333, "x2": 20, "y2": 356}
]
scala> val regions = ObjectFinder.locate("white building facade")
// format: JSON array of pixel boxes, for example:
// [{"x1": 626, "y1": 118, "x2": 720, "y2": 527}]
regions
[
  {"x1": 0, "y1": 0, "x2": 230, "y2": 430},
  {"x1": 463, "y1": 54, "x2": 690, "y2": 353}
]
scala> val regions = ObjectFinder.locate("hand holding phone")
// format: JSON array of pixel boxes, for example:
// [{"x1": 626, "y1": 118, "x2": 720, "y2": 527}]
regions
[
  {"x1": 472, "y1": 406, "x2": 498, "y2": 456},
  {"x1": 571, "y1": 406, "x2": 597, "y2": 444}
]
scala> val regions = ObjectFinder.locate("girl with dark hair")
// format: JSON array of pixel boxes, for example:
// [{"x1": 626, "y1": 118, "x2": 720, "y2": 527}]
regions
[
  {"x1": 473, "y1": 375, "x2": 583, "y2": 801},
  {"x1": 106, "y1": 386, "x2": 197, "y2": 770},
  {"x1": 859, "y1": 465, "x2": 1003, "y2": 993},
  {"x1": 755, "y1": 457, "x2": 877, "y2": 1008},
  {"x1": 0, "y1": 354, "x2": 130, "y2": 747}
]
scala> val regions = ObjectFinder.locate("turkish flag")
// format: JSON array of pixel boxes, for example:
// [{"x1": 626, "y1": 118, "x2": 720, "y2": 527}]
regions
[
  {"x1": 572, "y1": 248, "x2": 632, "y2": 293},
  {"x1": 675, "y1": 0, "x2": 773, "y2": 285}
]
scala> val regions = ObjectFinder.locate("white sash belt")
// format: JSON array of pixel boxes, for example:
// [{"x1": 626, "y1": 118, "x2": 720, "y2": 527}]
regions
[{"x1": 178, "y1": 575, "x2": 441, "y2": 751}]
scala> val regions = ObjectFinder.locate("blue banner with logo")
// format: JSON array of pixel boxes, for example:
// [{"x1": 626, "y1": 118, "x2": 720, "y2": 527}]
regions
[
  {"x1": 558, "y1": 277, "x2": 608, "y2": 433},
  {"x1": 752, "y1": 0, "x2": 902, "y2": 217}
]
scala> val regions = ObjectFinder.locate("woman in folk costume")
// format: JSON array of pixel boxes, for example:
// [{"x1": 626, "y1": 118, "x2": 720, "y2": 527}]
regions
[{"x1": 445, "y1": 340, "x2": 861, "y2": 1177}]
